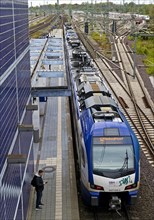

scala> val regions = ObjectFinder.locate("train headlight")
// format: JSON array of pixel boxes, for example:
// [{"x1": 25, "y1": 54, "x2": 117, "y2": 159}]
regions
[
  {"x1": 90, "y1": 184, "x2": 104, "y2": 190},
  {"x1": 125, "y1": 183, "x2": 137, "y2": 190}
]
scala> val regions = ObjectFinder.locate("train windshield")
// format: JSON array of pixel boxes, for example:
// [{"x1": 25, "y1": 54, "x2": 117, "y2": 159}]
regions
[{"x1": 92, "y1": 136, "x2": 135, "y2": 178}]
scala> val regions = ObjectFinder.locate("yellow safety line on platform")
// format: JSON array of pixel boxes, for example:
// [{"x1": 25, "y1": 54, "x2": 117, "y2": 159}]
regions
[{"x1": 55, "y1": 78, "x2": 62, "y2": 220}]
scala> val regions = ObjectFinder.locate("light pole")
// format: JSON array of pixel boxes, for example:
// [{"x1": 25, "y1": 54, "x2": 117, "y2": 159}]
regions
[
  {"x1": 91, "y1": 0, "x2": 94, "y2": 31},
  {"x1": 133, "y1": 34, "x2": 137, "y2": 78},
  {"x1": 57, "y1": 0, "x2": 59, "y2": 15},
  {"x1": 69, "y1": 0, "x2": 72, "y2": 19}
]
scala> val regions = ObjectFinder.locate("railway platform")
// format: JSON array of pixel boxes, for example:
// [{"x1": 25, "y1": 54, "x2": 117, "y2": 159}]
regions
[{"x1": 27, "y1": 29, "x2": 79, "y2": 220}]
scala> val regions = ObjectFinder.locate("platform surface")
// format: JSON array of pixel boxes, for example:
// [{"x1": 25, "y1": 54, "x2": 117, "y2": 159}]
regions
[{"x1": 27, "y1": 29, "x2": 79, "y2": 220}]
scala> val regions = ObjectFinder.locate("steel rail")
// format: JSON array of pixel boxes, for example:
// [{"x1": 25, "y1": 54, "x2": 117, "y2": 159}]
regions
[
  {"x1": 29, "y1": 15, "x2": 58, "y2": 36},
  {"x1": 73, "y1": 21, "x2": 154, "y2": 157},
  {"x1": 115, "y1": 37, "x2": 154, "y2": 155}
]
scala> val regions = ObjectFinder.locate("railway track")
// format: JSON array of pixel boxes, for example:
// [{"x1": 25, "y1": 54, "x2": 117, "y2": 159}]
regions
[
  {"x1": 114, "y1": 36, "x2": 154, "y2": 157},
  {"x1": 79, "y1": 198, "x2": 131, "y2": 220},
  {"x1": 72, "y1": 19, "x2": 154, "y2": 219},
  {"x1": 29, "y1": 15, "x2": 45, "y2": 24},
  {"x1": 29, "y1": 15, "x2": 59, "y2": 36},
  {"x1": 73, "y1": 21, "x2": 154, "y2": 165}
]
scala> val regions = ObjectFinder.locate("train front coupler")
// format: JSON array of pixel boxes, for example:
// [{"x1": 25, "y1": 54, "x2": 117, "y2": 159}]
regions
[{"x1": 109, "y1": 196, "x2": 121, "y2": 211}]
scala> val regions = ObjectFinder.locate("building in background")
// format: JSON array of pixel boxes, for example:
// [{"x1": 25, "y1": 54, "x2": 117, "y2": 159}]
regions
[{"x1": 0, "y1": 0, "x2": 33, "y2": 219}]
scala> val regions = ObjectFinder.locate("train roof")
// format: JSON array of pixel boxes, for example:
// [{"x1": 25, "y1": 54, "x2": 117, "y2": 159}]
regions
[
  {"x1": 78, "y1": 81, "x2": 109, "y2": 96},
  {"x1": 65, "y1": 27, "x2": 136, "y2": 140},
  {"x1": 77, "y1": 74, "x2": 102, "y2": 84},
  {"x1": 80, "y1": 66, "x2": 97, "y2": 72},
  {"x1": 93, "y1": 122, "x2": 131, "y2": 136},
  {"x1": 85, "y1": 95, "x2": 116, "y2": 109},
  {"x1": 80, "y1": 94, "x2": 122, "y2": 122},
  {"x1": 66, "y1": 34, "x2": 122, "y2": 124},
  {"x1": 74, "y1": 70, "x2": 122, "y2": 123}
]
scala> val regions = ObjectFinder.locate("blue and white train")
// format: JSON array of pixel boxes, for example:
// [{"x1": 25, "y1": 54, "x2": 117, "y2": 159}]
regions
[{"x1": 65, "y1": 25, "x2": 140, "y2": 210}]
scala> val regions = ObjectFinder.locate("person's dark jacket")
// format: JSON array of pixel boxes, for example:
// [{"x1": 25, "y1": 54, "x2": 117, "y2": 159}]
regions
[{"x1": 35, "y1": 174, "x2": 44, "y2": 192}]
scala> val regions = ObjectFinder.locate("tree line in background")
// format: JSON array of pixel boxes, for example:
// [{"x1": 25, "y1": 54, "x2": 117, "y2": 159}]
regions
[
  {"x1": 29, "y1": 2, "x2": 154, "y2": 17},
  {"x1": 29, "y1": 2, "x2": 154, "y2": 75},
  {"x1": 29, "y1": 3, "x2": 154, "y2": 29}
]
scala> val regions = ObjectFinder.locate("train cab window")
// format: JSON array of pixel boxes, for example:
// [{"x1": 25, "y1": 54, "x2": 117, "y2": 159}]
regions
[{"x1": 92, "y1": 136, "x2": 135, "y2": 178}]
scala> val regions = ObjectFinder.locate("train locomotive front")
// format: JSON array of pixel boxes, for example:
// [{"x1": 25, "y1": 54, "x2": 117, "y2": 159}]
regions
[{"x1": 80, "y1": 108, "x2": 140, "y2": 209}]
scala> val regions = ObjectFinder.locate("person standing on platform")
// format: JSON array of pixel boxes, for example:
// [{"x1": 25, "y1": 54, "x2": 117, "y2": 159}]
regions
[{"x1": 33, "y1": 169, "x2": 47, "y2": 210}]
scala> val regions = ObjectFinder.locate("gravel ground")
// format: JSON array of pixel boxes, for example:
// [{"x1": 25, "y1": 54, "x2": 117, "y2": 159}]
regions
[
  {"x1": 129, "y1": 151, "x2": 154, "y2": 220},
  {"x1": 124, "y1": 37, "x2": 154, "y2": 103},
  {"x1": 77, "y1": 28, "x2": 154, "y2": 219},
  {"x1": 112, "y1": 36, "x2": 154, "y2": 220},
  {"x1": 113, "y1": 37, "x2": 154, "y2": 219},
  {"x1": 79, "y1": 35, "x2": 154, "y2": 220}
]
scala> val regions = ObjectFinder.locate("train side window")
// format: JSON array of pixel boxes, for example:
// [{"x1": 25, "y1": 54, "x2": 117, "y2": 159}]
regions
[{"x1": 81, "y1": 146, "x2": 85, "y2": 167}]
